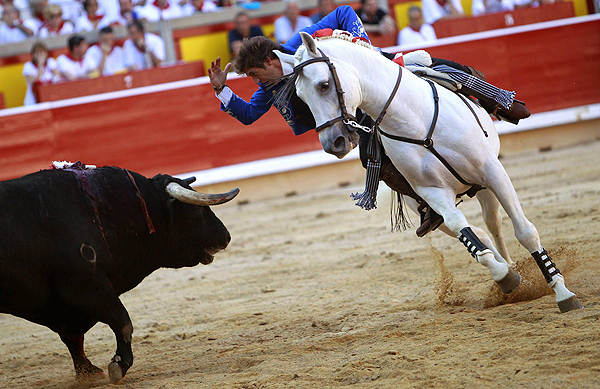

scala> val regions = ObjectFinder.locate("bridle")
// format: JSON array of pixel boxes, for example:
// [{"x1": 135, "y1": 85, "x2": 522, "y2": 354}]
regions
[{"x1": 292, "y1": 48, "x2": 402, "y2": 134}]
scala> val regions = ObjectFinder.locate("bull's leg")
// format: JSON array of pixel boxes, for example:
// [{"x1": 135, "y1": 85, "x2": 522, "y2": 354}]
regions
[
  {"x1": 61, "y1": 276, "x2": 134, "y2": 383},
  {"x1": 59, "y1": 333, "x2": 104, "y2": 379},
  {"x1": 416, "y1": 187, "x2": 519, "y2": 293},
  {"x1": 476, "y1": 189, "x2": 513, "y2": 265},
  {"x1": 482, "y1": 159, "x2": 583, "y2": 312}
]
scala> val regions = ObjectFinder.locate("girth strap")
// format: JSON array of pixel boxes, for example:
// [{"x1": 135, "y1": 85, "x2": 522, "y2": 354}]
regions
[{"x1": 379, "y1": 80, "x2": 480, "y2": 190}]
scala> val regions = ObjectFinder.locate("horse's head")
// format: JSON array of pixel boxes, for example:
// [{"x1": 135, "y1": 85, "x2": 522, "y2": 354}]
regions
[{"x1": 286, "y1": 32, "x2": 361, "y2": 159}]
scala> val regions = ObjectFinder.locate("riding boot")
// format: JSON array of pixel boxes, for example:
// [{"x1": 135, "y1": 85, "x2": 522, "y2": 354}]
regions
[
  {"x1": 379, "y1": 159, "x2": 444, "y2": 236},
  {"x1": 478, "y1": 98, "x2": 531, "y2": 125}
]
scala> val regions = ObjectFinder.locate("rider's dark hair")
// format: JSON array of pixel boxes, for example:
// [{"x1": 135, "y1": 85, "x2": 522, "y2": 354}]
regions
[{"x1": 234, "y1": 36, "x2": 283, "y2": 74}]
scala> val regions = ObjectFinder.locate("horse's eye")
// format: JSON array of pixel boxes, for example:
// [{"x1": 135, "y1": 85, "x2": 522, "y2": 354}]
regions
[{"x1": 320, "y1": 82, "x2": 330, "y2": 92}]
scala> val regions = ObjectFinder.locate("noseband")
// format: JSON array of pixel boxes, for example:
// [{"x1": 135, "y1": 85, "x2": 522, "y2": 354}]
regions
[{"x1": 293, "y1": 48, "x2": 402, "y2": 134}]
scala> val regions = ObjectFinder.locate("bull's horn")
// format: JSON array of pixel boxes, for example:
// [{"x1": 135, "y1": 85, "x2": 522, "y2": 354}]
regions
[{"x1": 166, "y1": 182, "x2": 239, "y2": 206}]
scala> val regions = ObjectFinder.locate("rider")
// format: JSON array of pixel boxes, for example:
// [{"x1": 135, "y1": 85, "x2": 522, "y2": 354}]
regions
[{"x1": 208, "y1": 5, "x2": 530, "y2": 236}]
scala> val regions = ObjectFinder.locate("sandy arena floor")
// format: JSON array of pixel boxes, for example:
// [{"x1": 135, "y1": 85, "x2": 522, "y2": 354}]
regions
[{"x1": 1, "y1": 139, "x2": 600, "y2": 389}]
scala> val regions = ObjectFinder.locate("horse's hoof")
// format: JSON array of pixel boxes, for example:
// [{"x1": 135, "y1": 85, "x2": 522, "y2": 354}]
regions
[
  {"x1": 108, "y1": 361, "x2": 124, "y2": 384},
  {"x1": 557, "y1": 295, "x2": 584, "y2": 313},
  {"x1": 496, "y1": 267, "x2": 521, "y2": 294}
]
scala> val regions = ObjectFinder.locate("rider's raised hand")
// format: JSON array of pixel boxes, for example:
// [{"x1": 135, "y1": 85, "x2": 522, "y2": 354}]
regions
[{"x1": 208, "y1": 57, "x2": 232, "y2": 91}]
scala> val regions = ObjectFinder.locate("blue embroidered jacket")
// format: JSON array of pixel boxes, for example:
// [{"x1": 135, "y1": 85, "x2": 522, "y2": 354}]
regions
[{"x1": 221, "y1": 5, "x2": 369, "y2": 136}]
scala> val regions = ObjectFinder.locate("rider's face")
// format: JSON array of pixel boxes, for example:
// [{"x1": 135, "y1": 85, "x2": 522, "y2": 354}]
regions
[{"x1": 245, "y1": 58, "x2": 283, "y2": 84}]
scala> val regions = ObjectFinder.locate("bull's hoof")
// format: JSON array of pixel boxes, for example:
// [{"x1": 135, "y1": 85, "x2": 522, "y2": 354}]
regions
[
  {"x1": 108, "y1": 361, "x2": 124, "y2": 384},
  {"x1": 558, "y1": 295, "x2": 584, "y2": 313},
  {"x1": 495, "y1": 267, "x2": 521, "y2": 294}
]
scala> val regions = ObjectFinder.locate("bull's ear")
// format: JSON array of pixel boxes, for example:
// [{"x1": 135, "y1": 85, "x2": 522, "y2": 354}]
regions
[
  {"x1": 273, "y1": 50, "x2": 295, "y2": 68},
  {"x1": 300, "y1": 32, "x2": 318, "y2": 57}
]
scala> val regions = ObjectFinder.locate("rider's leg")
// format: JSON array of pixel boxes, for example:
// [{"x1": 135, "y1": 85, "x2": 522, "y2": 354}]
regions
[
  {"x1": 431, "y1": 58, "x2": 530, "y2": 124},
  {"x1": 357, "y1": 116, "x2": 443, "y2": 237}
]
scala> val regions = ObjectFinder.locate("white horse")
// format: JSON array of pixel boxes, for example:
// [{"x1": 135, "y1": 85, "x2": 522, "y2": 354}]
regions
[{"x1": 277, "y1": 31, "x2": 582, "y2": 313}]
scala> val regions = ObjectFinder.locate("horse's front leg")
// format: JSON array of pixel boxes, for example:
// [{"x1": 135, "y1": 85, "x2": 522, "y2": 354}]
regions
[{"x1": 417, "y1": 186, "x2": 520, "y2": 294}]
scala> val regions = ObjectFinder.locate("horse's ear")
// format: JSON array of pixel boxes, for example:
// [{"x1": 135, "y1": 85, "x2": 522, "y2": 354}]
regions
[
  {"x1": 273, "y1": 50, "x2": 295, "y2": 67},
  {"x1": 300, "y1": 32, "x2": 318, "y2": 57}
]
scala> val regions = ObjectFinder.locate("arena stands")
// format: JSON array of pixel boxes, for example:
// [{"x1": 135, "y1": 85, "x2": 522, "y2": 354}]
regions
[{"x1": 0, "y1": 0, "x2": 598, "y2": 187}]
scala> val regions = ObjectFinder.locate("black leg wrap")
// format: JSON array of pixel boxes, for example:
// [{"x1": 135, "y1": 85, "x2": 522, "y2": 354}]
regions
[
  {"x1": 531, "y1": 249, "x2": 561, "y2": 284},
  {"x1": 458, "y1": 227, "x2": 490, "y2": 258}
]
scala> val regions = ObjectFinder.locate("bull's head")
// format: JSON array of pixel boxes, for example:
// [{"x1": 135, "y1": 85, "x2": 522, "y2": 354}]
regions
[{"x1": 155, "y1": 175, "x2": 239, "y2": 267}]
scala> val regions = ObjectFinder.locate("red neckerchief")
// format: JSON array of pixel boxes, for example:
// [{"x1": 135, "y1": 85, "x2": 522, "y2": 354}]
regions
[
  {"x1": 196, "y1": 2, "x2": 204, "y2": 11},
  {"x1": 152, "y1": 0, "x2": 170, "y2": 10},
  {"x1": 45, "y1": 20, "x2": 65, "y2": 33},
  {"x1": 66, "y1": 52, "x2": 84, "y2": 63},
  {"x1": 435, "y1": 0, "x2": 448, "y2": 6},
  {"x1": 87, "y1": 13, "x2": 104, "y2": 22},
  {"x1": 409, "y1": 25, "x2": 421, "y2": 33}
]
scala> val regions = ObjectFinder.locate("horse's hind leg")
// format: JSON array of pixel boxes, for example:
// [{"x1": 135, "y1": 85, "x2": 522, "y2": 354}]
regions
[
  {"x1": 476, "y1": 188, "x2": 513, "y2": 265},
  {"x1": 483, "y1": 159, "x2": 583, "y2": 312},
  {"x1": 417, "y1": 187, "x2": 518, "y2": 293}
]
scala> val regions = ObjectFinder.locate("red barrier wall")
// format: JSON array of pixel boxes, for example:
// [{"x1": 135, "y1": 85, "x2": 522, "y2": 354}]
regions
[{"x1": 0, "y1": 17, "x2": 599, "y2": 182}]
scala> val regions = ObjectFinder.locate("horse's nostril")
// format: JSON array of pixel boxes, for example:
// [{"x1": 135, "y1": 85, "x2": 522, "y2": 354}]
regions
[{"x1": 333, "y1": 136, "x2": 345, "y2": 151}]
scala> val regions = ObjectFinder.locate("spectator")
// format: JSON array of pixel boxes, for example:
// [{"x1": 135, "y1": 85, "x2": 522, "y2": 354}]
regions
[
  {"x1": 310, "y1": 0, "x2": 335, "y2": 23},
  {"x1": 274, "y1": 0, "x2": 311, "y2": 44},
  {"x1": 97, "y1": 0, "x2": 120, "y2": 19},
  {"x1": 181, "y1": 0, "x2": 217, "y2": 16},
  {"x1": 472, "y1": 0, "x2": 515, "y2": 16},
  {"x1": 139, "y1": 0, "x2": 181, "y2": 21},
  {"x1": 57, "y1": 34, "x2": 89, "y2": 80},
  {"x1": 397, "y1": 5, "x2": 437, "y2": 46},
  {"x1": 1, "y1": 0, "x2": 30, "y2": 18},
  {"x1": 48, "y1": 0, "x2": 83, "y2": 22},
  {"x1": 37, "y1": 4, "x2": 75, "y2": 37},
  {"x1": 356, "y1": 0, "x2": 395, "y2": 36},
  {"x1": 22, "y1": 42, "x2": 59, "y2": 105},
  {"x1": 123, "y1": 19, "x2": 164, "y2": 70},
  {"x1": 75, "y1": 0, "x2": 109, "y2": 31},
  {"x1": 101, "y1": 0, "x2": 143, "y2": 27},
  {"x1": 28, "y1": 0, "x2": 47, "y2": 32},
  {"x1": 228, "y1": 11, "x2": 263, "y2": 58},
  {"x1": 0, "y1": 5, "x2": 36, "y2": 43},
  {"x1": 83, "y1": 26, "x2": 125, "y2": 76},
  {"x1": 421, "y1": 0, "x2": 464, "y2": 25}
]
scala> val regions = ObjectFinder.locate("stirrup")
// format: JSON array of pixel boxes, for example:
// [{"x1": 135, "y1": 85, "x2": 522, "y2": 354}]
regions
[{"x1": 416, "y1": 203, "x2": 444, "y2": 237}]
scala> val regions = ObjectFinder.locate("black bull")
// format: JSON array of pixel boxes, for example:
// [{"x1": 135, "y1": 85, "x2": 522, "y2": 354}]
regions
[{"x1": 0, "y1": 165, "x2": 238, "y2": 383}]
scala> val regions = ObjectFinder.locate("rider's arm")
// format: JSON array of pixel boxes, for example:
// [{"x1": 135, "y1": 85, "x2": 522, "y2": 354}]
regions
[
  {"x1": 283, "y1": 5, "x2": 370, "y2": 52},
  {"x1": 219, "y1": 86, "x2": 273, "y2": 125}
]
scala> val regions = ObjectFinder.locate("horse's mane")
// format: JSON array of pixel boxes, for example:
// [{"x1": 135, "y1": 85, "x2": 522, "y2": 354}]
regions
[{"x1": 271, "y1": 31, "x2": 379, "y2": 108}]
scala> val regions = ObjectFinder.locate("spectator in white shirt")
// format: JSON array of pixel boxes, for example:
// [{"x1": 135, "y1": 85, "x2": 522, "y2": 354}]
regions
[
  {"x1": 84, "y1": 26, "x2": 125, "y2": 76},
  {"x1": 123, "y1": 20, "x2": 164, "y2": 70},
  {"x1": 471, "y1": 0, "x2": 515, "y2": 16},
  {"x1": 27, "y1": 0, "x2": 47, "y2": 33},
  {"x1": 421, "y1": 0, "x2": 464, "y2": 25},
  {"x1": 75, "y1": 0, "x2": 109, "y2": 31},
  {"x1": 139, "y1": 0, "x2": 181, "y2": 22},
  {"x1": 274, "y1": 0, "x2": 311, "y2": 43},
  {"x1": 37, "y1": 3, "x2": 74, "y2": 37},
  {"x1": 100, "y1": 0, "x2": 143, "y2": 27},
  {"x1": 180, "y1": 0, "x2": 216, "y2": 16},
  {"x1": 397, "y1": 6, "x2": 437, "y2": 47},
  {"x1": 22, "y1": 42, "x2": 59, "y2": 105},
  {"x1": 57, "y1": 34, "x2": 89, "y2": 80},
  {"x1": 0, "y1": 5, "x2": 36, "y2": 43}
]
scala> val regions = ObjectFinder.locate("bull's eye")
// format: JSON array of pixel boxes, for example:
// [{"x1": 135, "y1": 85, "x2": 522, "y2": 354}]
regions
[{"x1": 320, "y1": 81, "x2": 330, "y2": 92}]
